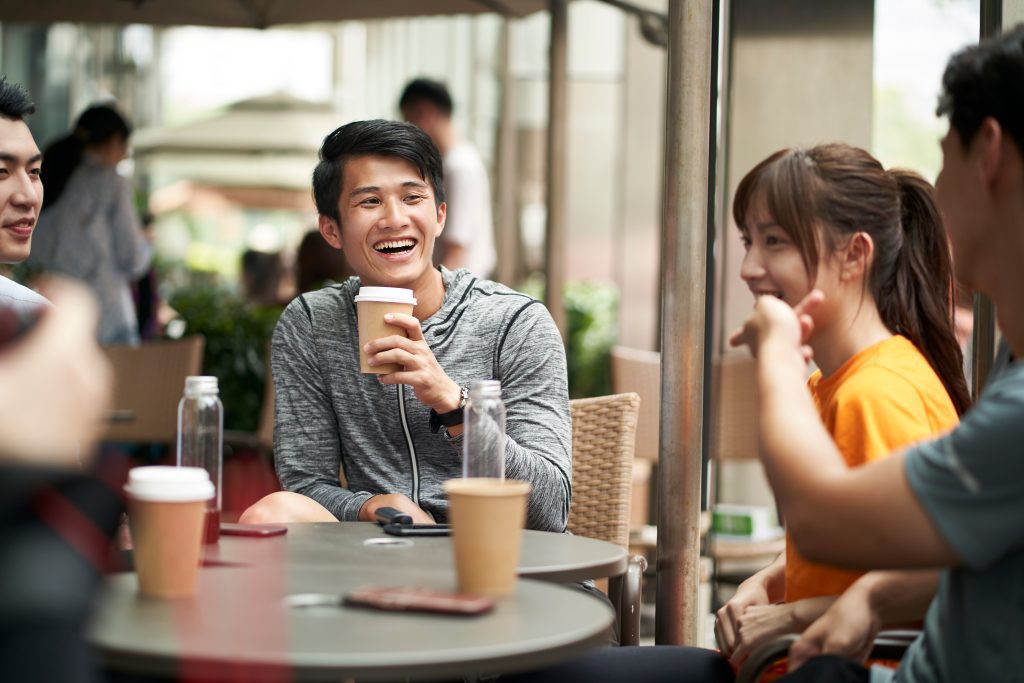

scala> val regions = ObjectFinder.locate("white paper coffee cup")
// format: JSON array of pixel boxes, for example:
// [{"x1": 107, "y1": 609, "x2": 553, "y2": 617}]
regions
[{"x1": 354, "y1": 287, "x2": 417, "y2": 374}]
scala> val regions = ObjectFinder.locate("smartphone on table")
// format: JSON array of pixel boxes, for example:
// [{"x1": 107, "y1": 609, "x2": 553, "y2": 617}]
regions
[
  {"x1": 382, "y1": 523, "x2": 451, "y2": 537},
  {"x1": 220, "y1": 522, "x2": 287, "y2": 537},
  {"x1": 344, "y1": 585, "x2": 493, "y2": 616}
]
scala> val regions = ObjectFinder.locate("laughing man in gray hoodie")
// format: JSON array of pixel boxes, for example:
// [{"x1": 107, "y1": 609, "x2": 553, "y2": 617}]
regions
[{"x1": 240, "y1": 119, "x2": 571, "y2": 531}]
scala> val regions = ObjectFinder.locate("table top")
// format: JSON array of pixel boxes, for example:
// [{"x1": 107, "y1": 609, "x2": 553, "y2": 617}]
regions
[
  {"x1": 89, "y1": 565, "x2": 614, "y2": 681},
  {"x1": 205, "y1": 522, "x2": 628, "y2": 584}
]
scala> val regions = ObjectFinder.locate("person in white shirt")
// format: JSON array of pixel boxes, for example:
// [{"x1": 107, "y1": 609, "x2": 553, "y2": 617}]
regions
[{"x1": 400, "y1": 78, "x2": 496, "y2": 280}]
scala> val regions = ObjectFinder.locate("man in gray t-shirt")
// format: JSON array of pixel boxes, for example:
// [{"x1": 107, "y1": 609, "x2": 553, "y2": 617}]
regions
[
  {"x1": 240, "y1": 120, "x2": 571, "y2": 531},
  {"x1": 727, "y1": 26, "x2": 1024, "y2": 683}
]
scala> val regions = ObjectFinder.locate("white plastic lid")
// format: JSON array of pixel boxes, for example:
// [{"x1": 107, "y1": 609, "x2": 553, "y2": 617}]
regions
[
  {"x1": 184, "y1": 376, "x2": 219, "y2": 397},
  {"x1": 353, "y1": 287, "x2": 417, "y2": 305},
  {"x1": 124, "y1": 466, "x2": 215, "y2": 502}
]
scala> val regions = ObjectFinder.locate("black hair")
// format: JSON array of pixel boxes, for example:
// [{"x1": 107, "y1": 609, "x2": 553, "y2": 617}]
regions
[
  {"x1": 0, "y1": 77, "x2": 35, "y2": 120},
  {"x1": 938, "y1": 23, "x2": 1024, "y2": 152},
  {"x1": 41, "y1": 103, "x2": 132, "y2": 209},
  {"x1": 398, "y1": 78, "x2": 454, "y2": 117},
  {"x1": 311, "y1": 119, "x2": 446, "y2": 223}
]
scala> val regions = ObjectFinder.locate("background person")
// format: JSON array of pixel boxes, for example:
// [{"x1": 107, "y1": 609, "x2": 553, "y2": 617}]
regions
[
  {"x1": 295, "y1": 227, "x2": 352, "y2": 294},
  {"x1": 28, "y1": 103, "x2": 152, "y2": 346},
  {"x1": 400, "y1": 78, "x2": 496, "y2": 279}
]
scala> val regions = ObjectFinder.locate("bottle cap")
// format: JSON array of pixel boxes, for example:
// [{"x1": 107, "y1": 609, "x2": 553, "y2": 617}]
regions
[
  {"x1": 469, "y1": 379, "x2": 502, "y2": 400},
  {"x1": 184, "y1": 376, "x2": 219, "y2": 397}
]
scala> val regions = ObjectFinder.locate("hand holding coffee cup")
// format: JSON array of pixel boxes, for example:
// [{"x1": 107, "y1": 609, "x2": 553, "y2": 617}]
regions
[
  {"x1": 124, "y1": 466, "x2": 214, "y2": 599},
  {"x1": 354, "y1": 287, "x2": 417, "y2": 374}
]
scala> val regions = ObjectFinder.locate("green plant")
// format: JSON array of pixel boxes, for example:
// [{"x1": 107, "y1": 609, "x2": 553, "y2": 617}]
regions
[
  {"x1": 520, "y1": 276, "x2": 619, "y2": 398},
  {"x1": 168, "y1": 281, "x2": 281, "y2": 433}
]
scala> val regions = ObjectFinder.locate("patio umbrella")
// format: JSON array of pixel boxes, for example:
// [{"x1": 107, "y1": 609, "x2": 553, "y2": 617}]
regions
[{"x1": 0, "y1": 0, "x2": 545, "y2": 28}]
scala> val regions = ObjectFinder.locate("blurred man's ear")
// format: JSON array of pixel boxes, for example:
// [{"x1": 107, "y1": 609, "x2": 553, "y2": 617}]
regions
[{"x1": 318, "y1": 215, "x2": 344, "y2": 250}]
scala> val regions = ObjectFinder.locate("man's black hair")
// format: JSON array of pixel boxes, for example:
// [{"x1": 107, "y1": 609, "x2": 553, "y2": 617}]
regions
[
  {"x1": 312, "y1": 119, "x2": 446, "y2": 223},
  {"x1": 398, "y1": 78, "x2": 454, "y2": 117},
  {"x1": 0, "y1": 77, "x2": 35, "y2": 120},
  {"x1": 938, "y1": 24, "x2": 1024, "y2": 151}
]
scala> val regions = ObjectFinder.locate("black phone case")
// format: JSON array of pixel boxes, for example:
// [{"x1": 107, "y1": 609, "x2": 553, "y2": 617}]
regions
[{"x1": 382, "y1": 523, "x2": 451, "y2": 537}]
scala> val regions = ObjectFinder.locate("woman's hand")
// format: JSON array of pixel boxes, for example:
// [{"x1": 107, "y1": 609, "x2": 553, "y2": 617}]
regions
[
  {"x1": 730, "y1": 596, "x2": 835, "y2": 665},
  {"x1": 715, "y1": 578, "x2": 771, "y2": 659}
]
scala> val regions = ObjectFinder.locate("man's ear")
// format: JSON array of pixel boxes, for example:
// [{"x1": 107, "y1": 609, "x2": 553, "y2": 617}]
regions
[
  {"x1": 319, "y1": 215, "x2": 344, "y2": 250},
  {"x1": 435, "y1": 201, "x2": 447, "y2": 237},
  {"x1": 841, "y1": 232, "x2": 874, "y2": 282},
  {"x1": 976, "y1": 117, "x2": 1006, "y2": 191}
]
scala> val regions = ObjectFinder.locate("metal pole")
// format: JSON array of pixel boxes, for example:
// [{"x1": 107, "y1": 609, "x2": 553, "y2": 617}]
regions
[
  {"x1": 495, "y1": 18, "x2": 519, "y2": 286},
  {"x1": 544, "y1": 0, "x2": 568, "y2": 339},
  {"x1": 973, "y1": 0, "x2": 1002, "y2": 397},
  {"x1": 656, "y1": 0, "x2": 718, "y2": 645}
]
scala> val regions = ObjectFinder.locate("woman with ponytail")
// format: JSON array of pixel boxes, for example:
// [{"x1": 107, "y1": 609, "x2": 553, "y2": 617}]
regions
[
  {"x1": 715, "y1": 142, "x2": 968, "y2": 671},
  {"x1": 29, "y1": 103, "x2": 152, "y2": 345}
]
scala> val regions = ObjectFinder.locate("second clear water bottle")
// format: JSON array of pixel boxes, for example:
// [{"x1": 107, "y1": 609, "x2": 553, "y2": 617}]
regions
[
  {"x1": 462, "y1": 380, "x2": 506, "y2": 480},
  {"x1": 177, "y1": 376, "x2": 223, "y2": 544}
]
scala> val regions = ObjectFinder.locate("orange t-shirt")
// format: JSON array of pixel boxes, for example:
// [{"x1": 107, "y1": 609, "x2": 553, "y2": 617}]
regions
[{"x1": 783, "y1": 335, "x2": 959, "y2": 602}]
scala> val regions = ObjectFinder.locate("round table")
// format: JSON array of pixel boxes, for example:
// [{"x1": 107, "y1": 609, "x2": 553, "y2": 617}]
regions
[
  {"x1": 204, "y1": 522, "x2": 628, "y2": 584},
  {"x1": 89, "y1": 564, "x2": 614, "y2": 681}
]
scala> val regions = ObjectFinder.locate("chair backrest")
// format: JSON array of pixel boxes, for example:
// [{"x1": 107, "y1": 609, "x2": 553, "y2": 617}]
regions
[
  {"x1": 102, "y1": 336, "x2": 205, "y2": 445},
  {"x1": 567, "y1": 392, "x2": 640, "y2": 550},
  {"x1": 710, "y1": 353, "x2": 759, "y2": 462},
  {"x1": 610, "y1": 346, "x2": 661, "y2": 462}
]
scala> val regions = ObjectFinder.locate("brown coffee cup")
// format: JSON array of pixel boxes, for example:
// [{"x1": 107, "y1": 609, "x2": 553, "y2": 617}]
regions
[
  {"x1": 354, "y1": 287, "x2": 417, "y2": 374},
  {"x1": 444, "y1": 478, "x2": 532, "y2": 597},
  {"x1": 124, "y1": 466, "x2": 214, "y2": 599}
]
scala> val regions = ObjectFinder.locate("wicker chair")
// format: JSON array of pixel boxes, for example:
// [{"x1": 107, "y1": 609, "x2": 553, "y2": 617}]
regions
[
  {"x1": 568, "y1": 392, "x2": 647, "y2": 645},
  {"x1": 102, "y1": 336, "x2": 205, "y2": 445}
]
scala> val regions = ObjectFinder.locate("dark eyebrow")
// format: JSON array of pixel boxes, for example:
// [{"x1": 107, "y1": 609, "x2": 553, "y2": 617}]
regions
[
  {"x1": 0, "y1": 152, "x2": 42, "y2": 164},
  {"x1": 350, "y1": 180, "x2": 429, "y2": 198},
  {"x1": 350, "y1": 185, "x2": 380, "y2": 198}
]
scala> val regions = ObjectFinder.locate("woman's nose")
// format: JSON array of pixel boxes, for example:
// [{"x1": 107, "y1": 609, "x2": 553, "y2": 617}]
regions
[{"x1": 739, "y1": 247, "x2": 764, "y2": 282}]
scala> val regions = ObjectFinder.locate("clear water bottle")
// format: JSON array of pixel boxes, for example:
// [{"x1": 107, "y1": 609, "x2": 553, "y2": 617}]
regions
[
  {"x1": 177, "y1": 376, "x2": 223, "y2": 544},
  {"x1": 462, "y1": 380, "x2": 506, "y2": 480}
]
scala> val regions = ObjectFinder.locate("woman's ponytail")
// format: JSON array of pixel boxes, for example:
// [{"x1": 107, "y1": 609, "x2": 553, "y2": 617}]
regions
[{"x1": 877, "y1": 170, "x2": 971, "y2": 415}]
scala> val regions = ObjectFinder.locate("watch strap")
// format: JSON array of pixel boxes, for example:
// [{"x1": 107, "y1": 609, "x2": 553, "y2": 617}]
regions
[{"x1": 429, "y1": 386, "x2": 469, "y2": 434}]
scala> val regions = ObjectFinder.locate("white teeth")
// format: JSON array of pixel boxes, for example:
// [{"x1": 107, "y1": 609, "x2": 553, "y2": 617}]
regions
[{"x1": 375, "y1": 239, "x2": 416, "y2": 252}]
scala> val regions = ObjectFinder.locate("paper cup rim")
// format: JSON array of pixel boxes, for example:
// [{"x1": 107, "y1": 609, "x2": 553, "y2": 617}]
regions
[
  {"x1": 354, "y1": 286, "x2": 416, "y2": 305},
  {"x1": 124, "y1": 466, "x2": 215, "y2": 502},
  {"x1": 444, "y1": 478, "x2": 532, "y2": 497}
]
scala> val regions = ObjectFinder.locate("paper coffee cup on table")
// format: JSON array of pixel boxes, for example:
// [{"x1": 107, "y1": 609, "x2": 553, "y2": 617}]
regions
[
  {"x1": 444, "y1": 478, "x2": 532, "y2": 597},
  {"x1": 124, "y1": 466, "x2": 214, "y2": 599},
  {"x1": 354, "y1": 287, "x2": 417, "y2": 374}
]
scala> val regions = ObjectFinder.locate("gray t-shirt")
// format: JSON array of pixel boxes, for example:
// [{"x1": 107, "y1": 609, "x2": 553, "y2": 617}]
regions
[
  {"x1": 271, "y1": 267, "x2": 571, "y2": 531},
  {"x1": 885, "y1": 358, "x2": 1024, "y2": 683}
]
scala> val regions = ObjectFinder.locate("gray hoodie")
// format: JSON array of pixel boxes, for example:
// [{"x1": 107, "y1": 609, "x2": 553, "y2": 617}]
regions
[{"x1": 272, "y1": 267, "x2": 572, "y2": 532}]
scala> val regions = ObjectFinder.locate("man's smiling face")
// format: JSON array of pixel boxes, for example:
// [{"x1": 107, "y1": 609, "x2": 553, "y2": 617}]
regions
[
  {"x1": 0, "y1": 117, "x2": 42, "y2": 264},
  {"x1": 319, "y1": 154, "x2": 446, "y2": 290}
]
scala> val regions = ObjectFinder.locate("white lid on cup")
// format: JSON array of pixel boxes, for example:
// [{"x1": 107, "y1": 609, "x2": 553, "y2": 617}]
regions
[
  {"x1": 124, "y1": 466, "x2": 215, "y2": 502},
  {"x1": 353, "y1": 287, "x2": 417, "y2": 305}
]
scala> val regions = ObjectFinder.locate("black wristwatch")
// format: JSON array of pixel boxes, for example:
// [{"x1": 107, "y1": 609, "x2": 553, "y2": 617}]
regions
[{"x1": 429, "y1": 386, "x2": 469, "y2": 434}]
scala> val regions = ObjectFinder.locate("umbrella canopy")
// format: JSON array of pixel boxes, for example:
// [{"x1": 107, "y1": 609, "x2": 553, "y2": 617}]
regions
[
  {"x1": 133, "y1": 92, "x2": 342, "y2": 156},
  {"x1": 133, "y1": 92, "x2": 340, "y2": 191},
  {"x1": 0, "y1": 0, "x2": 545, "y2": 28}
]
